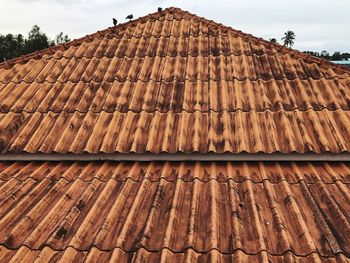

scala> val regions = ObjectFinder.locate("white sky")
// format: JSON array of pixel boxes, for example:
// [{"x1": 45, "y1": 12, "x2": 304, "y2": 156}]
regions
[{"x1": 1, "y1": 0, "x2": 349, "y2": 53}]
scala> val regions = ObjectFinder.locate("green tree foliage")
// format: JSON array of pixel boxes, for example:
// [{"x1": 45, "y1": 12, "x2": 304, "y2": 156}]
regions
[
  {"x1": 303, "y1": 50, "x2": 350, "y2": 61},
  {"x1": 0, "y1": 25, "x2": 70, "y2": 61},
  {"x1": 55, "y1": 32, "x2": 70, "y2": 45},
  {"x1": 22, "y1": 25, "x2": 53, "y2": 54},
  {"x1": 273, "y1": 30, "x2": 349, "y2": 61},
  {"x1": 332, "y1": 51, "x2": 342, "y2": 60},
  {"x1": 281, "y1": 30, "x2": 296, "y2": 47},
  {"x1": 0, "y1": 34, "x2": 24, "y2": 60},
  {"x1": 321, "y1": 50, "x2": 330, "y2": 59}
]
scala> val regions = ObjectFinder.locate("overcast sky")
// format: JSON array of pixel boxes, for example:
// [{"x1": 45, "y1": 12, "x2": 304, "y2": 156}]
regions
[{"x1": 1, "y1": 0, "x2": 349, "y2": 53}]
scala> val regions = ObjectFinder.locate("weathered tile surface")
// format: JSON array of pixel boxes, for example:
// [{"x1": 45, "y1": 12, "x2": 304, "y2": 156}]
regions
[
  {"x1": 0, "y1": 161, "x2": 350, "y2": 261},
  {"x1": 1, "y1": 7, "x2": 350, "y2": 262},
  {"x1": 0, "y1": 8, "x2": 349, "y2": 154}
]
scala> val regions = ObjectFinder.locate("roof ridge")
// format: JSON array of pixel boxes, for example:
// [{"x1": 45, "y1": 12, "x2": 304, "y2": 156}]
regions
[{"x1": 0, "y1": 6, "x2": 349, "y2": 74}]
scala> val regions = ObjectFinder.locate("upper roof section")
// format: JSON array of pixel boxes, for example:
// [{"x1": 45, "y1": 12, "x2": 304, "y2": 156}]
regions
[
  {"x1": 0, "y1": 7, "x2": 349, "y2": 154},
  {"x1": 0, "y1": 7, "x2": 349, "y2": 114}
]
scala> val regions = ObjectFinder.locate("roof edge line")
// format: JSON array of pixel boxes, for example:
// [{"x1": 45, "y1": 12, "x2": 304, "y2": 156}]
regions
[{"x1": 1, "y1": 153, "x2": 350, "y2": 161}]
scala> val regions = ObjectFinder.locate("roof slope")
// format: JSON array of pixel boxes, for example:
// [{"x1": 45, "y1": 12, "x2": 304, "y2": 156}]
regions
[
  {"x1": 0, "y1": 7, "x2": 350, "y2": 154},
  {"x1": 1, "y1": 161, "x2": 350, "y2": 262},
  {"x1": 1, "y1": 7, "x2": 350, "y2": 263}
]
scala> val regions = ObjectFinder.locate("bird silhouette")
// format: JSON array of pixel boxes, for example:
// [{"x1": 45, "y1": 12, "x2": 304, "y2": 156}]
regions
[
  {"x1": 112, "y1": 18, "x2": 117, "y2": 26},
  {"x1": 126, "y1": 14, "x2": 133, "y2": 20},
  {"x1": 158, "y1": 7, "x2": 162, "y2": 12}
]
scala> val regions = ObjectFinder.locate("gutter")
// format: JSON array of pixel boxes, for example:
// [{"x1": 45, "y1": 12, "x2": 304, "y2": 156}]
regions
[{"x1": 0, "y1": 153, "x2": 350, "y2": 161}]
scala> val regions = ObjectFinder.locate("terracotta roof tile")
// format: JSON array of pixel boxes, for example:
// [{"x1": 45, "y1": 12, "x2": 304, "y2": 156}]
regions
[
  {"x1": 2, "y1": 246, "x2": 349, "y2": 262},
  {"x1": 1, "y1": 161, "x2": 350, "y2": 183},
  {"x1": 4, "y1": 54, "x2": 344, "y2": 84},
  {"x1": 1, "y1": 78, "x2": 350, "y2": 113},
  {"x1": 0, "y1": 109, "x2": 350, "y2": 153},
  {"x1": 0, "y1": 161, "x2": 350, "y2": 259},
  {"x1": 0, "y1": 9, "x2": 349, "y2": 154},
  {"x1": 1, "y1": 7, "x2": 350, "y2": 262}
]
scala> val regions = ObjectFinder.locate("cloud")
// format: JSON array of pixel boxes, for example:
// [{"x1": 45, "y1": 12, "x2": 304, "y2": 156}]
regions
[
  {"x1": 1, "y1": 0, "x2": 349, "y2": 52},
  {"x1": 14, "y1": 0, "x2": 91, "y2": 5}
]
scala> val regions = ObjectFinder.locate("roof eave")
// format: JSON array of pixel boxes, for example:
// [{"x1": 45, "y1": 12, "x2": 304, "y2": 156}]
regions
[{"x1": 1, "y1": 152, "x2": 350, "y2": 161}]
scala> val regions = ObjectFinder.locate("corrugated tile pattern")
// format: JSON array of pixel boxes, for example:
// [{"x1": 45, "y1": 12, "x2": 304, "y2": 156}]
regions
[
  {"x1": 1, "y1": 247, "x2": 349, "y2": 263},
  {"x1": 3, "y1": 52, "x2": 348, "y2": 85},
  {"x1": 0, "y1": 11, "x2": 349, "y2": 114},
  {"x1": 1, "y1": 8, "x2": 350, "y2": 263},
  {"x1": 1, "y1": 109, "x2": 350, "y2": 153},
  {"x1": 1, "y1": 78, "x2": 350, "y2": 113},
  {"x1": 1, "y1": 161, "x2": 350, "y2": 183},
  {"x1": 0, "y1": 7, "x2": 350, "y2": 154},
  {"x1": 0, "y1": 161, "x2": 350, "y2": 259},
  {"x1": 1, "y1": 8, "x2": 349, "y2": 73}
]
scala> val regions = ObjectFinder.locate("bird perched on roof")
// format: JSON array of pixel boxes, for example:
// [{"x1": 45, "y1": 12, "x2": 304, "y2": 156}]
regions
[
  {"x1": 158, "y1": 7, "x2": 162, "y2": 12},
  {"x1": 126, "y1": 14, "x2": 133, "y2": 20},
  {"x1": 112, "y1": 18, "x2": 117, "y2": 26}
]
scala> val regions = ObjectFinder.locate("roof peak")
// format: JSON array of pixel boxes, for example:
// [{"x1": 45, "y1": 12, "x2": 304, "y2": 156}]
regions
[
  {"x1": 0, "y1": 6, "x2": 182, "y2": 68},
  {"x1": 0, "y1": 6, "x2": 349, "y2": 73}
]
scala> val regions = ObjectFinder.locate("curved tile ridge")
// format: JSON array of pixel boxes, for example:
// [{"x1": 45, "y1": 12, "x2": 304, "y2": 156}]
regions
[
  {"x1": 1, "y1": 76, "x2": 349, "y2": 114},
  {"x1": 0, "y1": 174, "x2": 350, "y2": 256},
  {"x1": 1, "y1": 73, "x2": 349, "y2": 85},
  {"x1": 0, "y1": 108, "x2": 350, "y2": 154},
  {"x1": 2, "y1": 176, "x2": 350, "y2": 186},
  {"x1": 0, "y1": 51, "x2": 349, "y2": 85},
  {"x1": 1, "y1": 246, "x2": 349, "y2": 263},
  {"x1": 0, "y1": 7, "x2": 349, "y2": 76},
  {"x1": 2, "y1": 107, "x2": 350, "y2": 115},
  {"x1": 1, "y1": 161, "x2": 350, "y2": 184},
  {"x1": 0, "y1": 46, "x2": 343, "y2": 67}
]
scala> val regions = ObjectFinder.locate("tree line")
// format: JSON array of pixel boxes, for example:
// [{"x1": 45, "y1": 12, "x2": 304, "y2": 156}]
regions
[
  {"x1": 270, "y1": 30, "x2": 296, "y2": 48},
  {"x1": 302, "y1": 50, "x2": 350, "y2": 61},
  {"x1": 0, "y1": 25, "x2": 70, "y2": 61},
  {"x1": 269, "y1": 30, "x2": 349, "y2": 61}
]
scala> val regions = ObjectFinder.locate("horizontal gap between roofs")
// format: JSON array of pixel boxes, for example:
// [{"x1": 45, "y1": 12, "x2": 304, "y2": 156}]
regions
[
  {"x1": 1, "y1": 107, "x2": 350, "y2": 114},
  {"x1": 1, "y1": 176, "x2": 349, "y2": 185},
  {"x1": 1, "y1": 153, "x2": 350, "y2": 161}
]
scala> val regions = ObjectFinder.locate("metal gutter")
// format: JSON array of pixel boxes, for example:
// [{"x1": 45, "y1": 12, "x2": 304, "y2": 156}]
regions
[{"x1": 0, "y1": 153, "x2": 350, "y2": 161}]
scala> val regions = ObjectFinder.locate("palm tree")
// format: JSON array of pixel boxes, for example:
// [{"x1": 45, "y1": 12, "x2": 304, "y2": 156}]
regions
[
  {"x1": 269, "y1": 38, "x2": 277, "y2": 43},
  {"x1": 281, "y1": 31, "x2": 295, "y2": 47}
]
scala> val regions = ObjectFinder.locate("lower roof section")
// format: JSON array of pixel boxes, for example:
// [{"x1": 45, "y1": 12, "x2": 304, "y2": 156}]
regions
[{"x1": 0, "y1": 161, "x2": 350, "y2": 261}]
